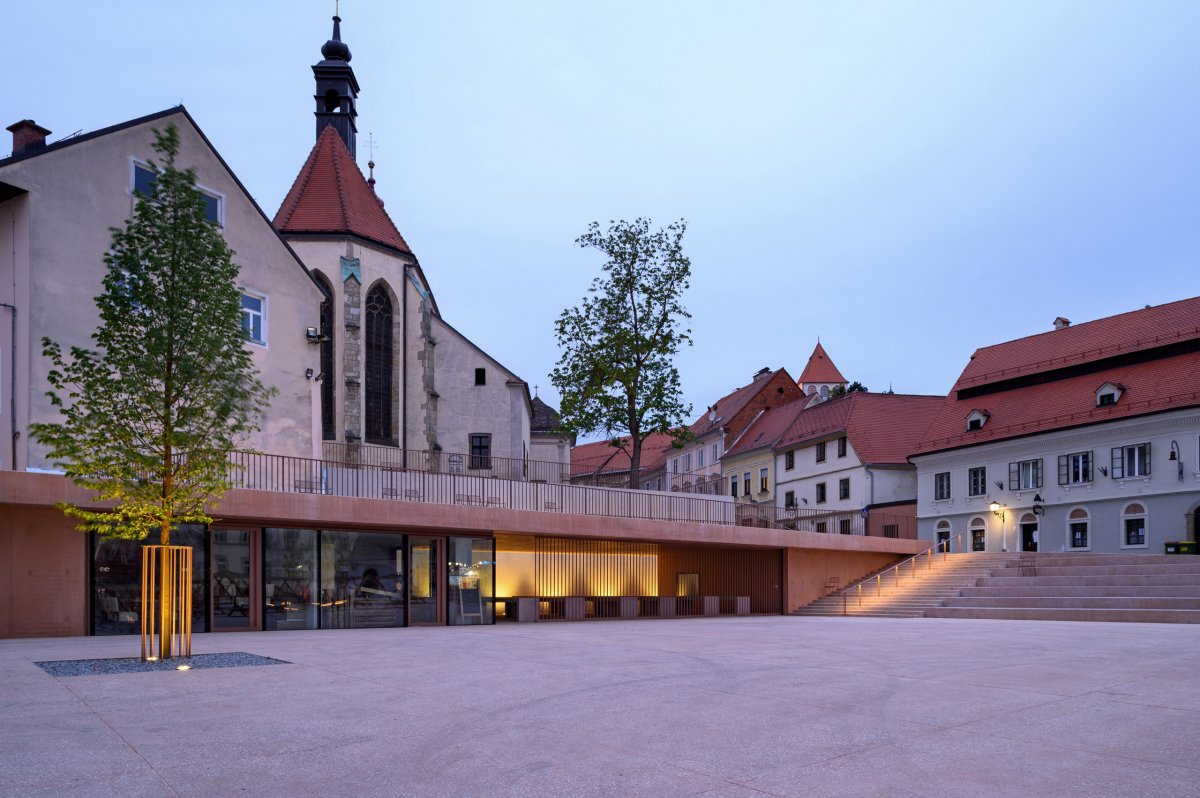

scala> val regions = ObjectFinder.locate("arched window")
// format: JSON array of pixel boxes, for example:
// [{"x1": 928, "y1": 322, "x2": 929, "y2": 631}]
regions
[
  {"x1": 364, "y1": 284, "x2": 394, "y2": 444},
  {"x1": 969, "y1": 516, "x2": 986, "y2": 552},
  {"x1": 1067, "y1": 507, "x2": 1089, "y2": 550},
  {"x1": 1121, "y1": 502, "x2": 1147, "y2": 548},
  {"x1": 935, "y1": 519, "x2": 952, "y2": 552},
  {"x1": 316, "y1": 274, "x2": 336, "y2": 441},
  {"x1": 819, "y1": 385, "x2": 830, "y2": 400}
]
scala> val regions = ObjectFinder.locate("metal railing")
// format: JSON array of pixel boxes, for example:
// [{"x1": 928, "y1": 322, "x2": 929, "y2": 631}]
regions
[
  {"x1": 834, "y1": 532, "x2": 967, "y2": 615},
  {"x1": 227, "y1": 450, "x2": 915, "y2": 535},
  {"x1": 321, "y1": 441, "x2": 578, "y2": 484}
]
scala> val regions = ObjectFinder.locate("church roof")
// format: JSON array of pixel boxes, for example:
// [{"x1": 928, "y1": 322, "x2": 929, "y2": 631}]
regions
[
  {"x1": 274, "y1": 125, "x2": 412, "y2": 255},
  {"x1": 530, "y1": 396, "x2": 562, "y2": 433},
  {"x1": 798, "y1": 342, "x2": 847, "y2": 385}
]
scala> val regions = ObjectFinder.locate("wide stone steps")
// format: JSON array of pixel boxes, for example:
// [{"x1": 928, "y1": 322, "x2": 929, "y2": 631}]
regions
[
  {"x1": 794, "y1": 553, "x2": 1022, "y2": 617},
  {"x1": 925, "y1": 552, "x2": 1200, "y2": 624},
  {"x1": 925, "y1": 607, "x2": 1200, "y2": 623}
]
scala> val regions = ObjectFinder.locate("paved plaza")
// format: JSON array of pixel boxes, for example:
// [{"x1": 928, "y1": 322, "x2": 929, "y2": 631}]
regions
[{"x1": 2, "y1": 617, "x2": 1198, "y2": 797}]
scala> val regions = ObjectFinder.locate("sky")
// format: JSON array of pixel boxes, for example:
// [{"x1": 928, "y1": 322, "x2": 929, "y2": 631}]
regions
[{"x1": 8, "y1": 1, "x2": 1199, "y2": 431}]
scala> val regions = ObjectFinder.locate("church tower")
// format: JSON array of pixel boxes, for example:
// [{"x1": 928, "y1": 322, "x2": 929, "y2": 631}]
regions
[{"x1": 313, "y1": 15, "x2": 360, "y2": 157}]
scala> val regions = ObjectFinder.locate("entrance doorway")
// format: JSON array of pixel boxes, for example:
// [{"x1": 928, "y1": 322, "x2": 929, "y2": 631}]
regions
[
  {"x1": 1020, "y1": 515, "x2": 1039, "y2": 553},
  {"x1": 408, "y1": 536, "x2": 444, "y2": 625},
  {"x1": 212, "y1": 528, "x2": 261, "y2": 631}
]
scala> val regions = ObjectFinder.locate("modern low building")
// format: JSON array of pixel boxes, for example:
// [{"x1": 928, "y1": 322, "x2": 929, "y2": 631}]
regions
[
  {"x1": 911, "y1": 300, "x2": 1200, "y2": 554},
  {"x1": 0, "y1": 13, "x2": 928, "y2": 641}
]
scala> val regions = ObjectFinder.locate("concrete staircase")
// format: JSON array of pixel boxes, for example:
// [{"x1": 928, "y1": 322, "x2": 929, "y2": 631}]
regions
[
  {"x1": 794, "y1": 552, "x2": 1021, "y2": 618},
  {"x1": 925, "y1": 553, "x2": 1200, "y2": 623}
]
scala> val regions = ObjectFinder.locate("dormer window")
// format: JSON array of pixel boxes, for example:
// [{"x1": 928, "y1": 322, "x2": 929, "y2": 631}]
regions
[
  {"x1": 1096, "y1": 382, "x2": 1123, "y2": 407},
  {"x1": 966, "y1": 409, "x2": 989, "y2": 431}
]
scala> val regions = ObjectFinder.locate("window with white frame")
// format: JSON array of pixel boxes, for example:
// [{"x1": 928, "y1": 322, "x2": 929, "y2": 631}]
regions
[
  {"x1": 968, "y1": 466, "x2": 986, "y2": 497},
  {"x1": 1095, "y1": 382, "x2": 1122, "y2": 407},
  {"x1": 1067, "y1": 507, "x2": 1089, "y2": 549},
  {"x1": 240, "y1": 291, "x2": 266, "y2": 345},
  {"x1": 1008, "y1": 458, "x2": 1042, "y2": 490},
  {"x1": 759, "y1": 468, "x2": 768, "y2": 493},
  {"x1": 133, "y1": 162, "x2": 223, "y2": 226},
  {"x1": 1058, "y1": 451, "x2": 1093, "y2": 485},
  {"x1": 697, "y1": 448, "x2": 705, "y2": 469},
  {"x1": 712, "y1": 442, "x2": 719, "y2": 462},
  {"x1": 815, "y1": 442, "x2": 826, "y2": 463},
  {"x1": 934, "y1": 471, "x2": 951, "y2": 501},
  {"x1": 1122, "y1": 502, "x2": 1147, "y2": 546},
  {"x1": 1112, "y1": 443, "x2": 1150, "y2": 479},
  {"x1": 969, "y1": 517, "x2": 986, "y2": 552},
  {"x1": 784, "y1": 450, "x2": 795, "y2": 471}
]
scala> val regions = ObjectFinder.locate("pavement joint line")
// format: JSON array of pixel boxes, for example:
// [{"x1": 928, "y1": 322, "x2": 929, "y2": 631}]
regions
[
  {"x1": 58, "y1": 679, "x2": 184, "y2": 798},
  {"x1": 937, "y1": 726, "x2": 1200, "y2": 774}
]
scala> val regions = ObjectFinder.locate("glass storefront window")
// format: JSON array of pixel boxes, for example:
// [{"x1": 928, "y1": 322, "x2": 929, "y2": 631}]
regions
[
  {"x1": 264, "y1": 528, "x2": 318, "y2": 630},
  {"x1": 92, "y1": 525, "x2": 207, "y2": 636},
  {"x1": 212, "y1": 529, "x2": 254, "y2": 630},
  {"x1": 320, "y1": 531, "x2": 405, "y2": 628},
  {"x1": 447, "y1": 537, "x2": 495, "y2": 625}
]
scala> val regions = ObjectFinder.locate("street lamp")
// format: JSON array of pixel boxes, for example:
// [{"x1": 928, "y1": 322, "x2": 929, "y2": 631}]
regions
[{"x1": 990, "y1": 500, "x2": 1008, "y2": 552}]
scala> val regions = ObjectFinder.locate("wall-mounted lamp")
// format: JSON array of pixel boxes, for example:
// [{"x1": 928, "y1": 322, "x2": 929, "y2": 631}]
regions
[
  {"x1": 1170, "y1": 440, "x2": 1183, "y2": 482},
  {"x1": 305, "y1": 368, "x2": 314, "y2": 380},
  {"x1": 994, "y1": 480, "x2": 1004, "y2": 491},
  {"x1": 1098, "y1": 465, "x2": 1108, "y2": 477},
  {"x1": 306, "y1": 327, "x2": 330, "y2": 344},
  {"x1": 1032, "y1": 493, "x2": 1044, "y2": 516},
  {"x1": 990, "y1": 501, "x2": 1008, "y2": 552}
]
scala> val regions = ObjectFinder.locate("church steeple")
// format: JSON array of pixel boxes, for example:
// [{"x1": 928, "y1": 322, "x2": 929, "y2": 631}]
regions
[{"x1": 312, "y1": 14, "x2": 360, "y2": 157}]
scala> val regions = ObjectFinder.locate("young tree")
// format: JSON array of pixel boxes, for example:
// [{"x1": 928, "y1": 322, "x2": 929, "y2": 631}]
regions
[
  {"x1": 551, "y1": 218, "x2": 693, "y2": 488},
  {"x1": 32, "y1": 124, "x2": 273, "y2": 548}
]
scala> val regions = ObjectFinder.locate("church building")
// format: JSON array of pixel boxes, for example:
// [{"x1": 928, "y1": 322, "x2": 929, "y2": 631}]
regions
[{"x1": 275, "y1": 16, "x2": 538, "y2": 471}]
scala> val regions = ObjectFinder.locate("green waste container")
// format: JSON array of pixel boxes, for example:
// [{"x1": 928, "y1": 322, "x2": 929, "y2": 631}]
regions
[{"x1": 1164, "y1": 541, "x2": 1197, "y2": 555}]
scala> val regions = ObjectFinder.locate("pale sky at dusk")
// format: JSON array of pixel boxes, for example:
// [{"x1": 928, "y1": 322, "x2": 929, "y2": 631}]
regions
[{"x1": 9, "y1": 2, "x2": 1199, "y2": 428}]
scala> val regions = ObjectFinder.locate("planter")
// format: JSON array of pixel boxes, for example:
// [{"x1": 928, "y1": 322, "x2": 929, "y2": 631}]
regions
[{"x1": 1164, "y1": 541, "x2": 1197, "y2": 555}]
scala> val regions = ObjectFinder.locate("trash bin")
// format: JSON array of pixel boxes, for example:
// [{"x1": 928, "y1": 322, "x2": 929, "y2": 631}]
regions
[{"x1": 1164, "y1": 541, "x2": 1197, "y2": 555}]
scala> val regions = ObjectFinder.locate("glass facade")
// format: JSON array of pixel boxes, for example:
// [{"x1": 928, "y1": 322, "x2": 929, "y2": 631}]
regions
[
  {"x1": 321, "y1": 530, "x2": 405, "y2": 628},
  {"x1": 447, "y1": 537, "x2": 495, "y2": 625},
  {"x1": 94, "y1": 526, "x2": 495, "y2": 634},
  {"x1": 264, "y1": 528, "x2": 318, "y2": 630},
  {"x1": 92, "y1": 525, "x2": 207, "y2": 636}
]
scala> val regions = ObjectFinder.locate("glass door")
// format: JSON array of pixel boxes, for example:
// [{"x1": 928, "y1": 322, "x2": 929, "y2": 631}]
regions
[
  {"x1": 211, "y1": 528, "x2": 261, "y2": 631},
  {"x1": 408, "y1": 536, "x2": 443, "y2": 625}
]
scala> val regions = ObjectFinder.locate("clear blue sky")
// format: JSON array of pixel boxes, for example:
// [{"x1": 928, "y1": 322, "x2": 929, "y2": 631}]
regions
[{"x1": 9, "y1": 1, "x2": 1199, "y2": 425}]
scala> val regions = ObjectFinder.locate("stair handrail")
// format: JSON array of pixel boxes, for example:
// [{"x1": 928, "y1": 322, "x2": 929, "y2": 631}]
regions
[{"x1": 833, "y1": 532, "x2": 966, "y2": 616}]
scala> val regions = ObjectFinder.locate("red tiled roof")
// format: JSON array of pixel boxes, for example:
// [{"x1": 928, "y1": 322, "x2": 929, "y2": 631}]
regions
[
  {"x1": 723, "y1": 397, "x2": 809, "y2": 458},
  {"x1": 955, "y1": 297, "x2": 1200, "y2": 391},
  {"x1": 778, "y1": 392, "x2": 943, "y2": 465},
  {"x1": 690, "y1": 369, "x2": 793, "y2": 438},
  {"x1": 570, "y1": 432, "x2": 677, "y2": 475},
  {"x1": 914, "y1": 351, "x2": 1200, "y2": 456},
  {"x1": 798, "y1": 342, "x2": 847, "y2": 385},
  {"x1": 274, "y1": 125, "x2": 412, "y2": 254}
]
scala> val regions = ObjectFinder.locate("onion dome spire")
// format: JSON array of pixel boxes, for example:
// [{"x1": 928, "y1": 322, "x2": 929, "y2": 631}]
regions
[{"x1": 321, "y1": 15, "x2": 352, "y2": 62}]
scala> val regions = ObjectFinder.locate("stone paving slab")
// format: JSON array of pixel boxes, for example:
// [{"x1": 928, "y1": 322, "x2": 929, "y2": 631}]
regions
[{"x1": 1, "y1": 617, "x2": 1198, "y2": 797}]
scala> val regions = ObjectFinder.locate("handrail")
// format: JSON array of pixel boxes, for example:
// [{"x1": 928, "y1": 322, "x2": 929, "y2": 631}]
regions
[{"x1": 832, "y1": 532, "x2": 966, "y2": 615}]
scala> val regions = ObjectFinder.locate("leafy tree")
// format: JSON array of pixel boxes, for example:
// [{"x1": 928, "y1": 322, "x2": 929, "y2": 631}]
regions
[
  {"x1": 829, "y1": 381, "x2": 868, "y2": 399},
  {"x1": 32, "y1": 125, "x2": 273, "y2": 547},
  {"x1": 551, "y1": 218, "x2": 693, "y2": 488}
]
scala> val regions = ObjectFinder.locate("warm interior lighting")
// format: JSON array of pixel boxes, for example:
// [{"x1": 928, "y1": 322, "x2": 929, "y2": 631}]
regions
[{"x1": 145, "y1": 656, "x2": 159, "y2": 662}]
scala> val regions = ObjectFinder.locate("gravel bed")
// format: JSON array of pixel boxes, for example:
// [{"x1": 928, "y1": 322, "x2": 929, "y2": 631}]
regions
[{"x1": 35, "y1": 652, "x2": 290, "y2": 677}]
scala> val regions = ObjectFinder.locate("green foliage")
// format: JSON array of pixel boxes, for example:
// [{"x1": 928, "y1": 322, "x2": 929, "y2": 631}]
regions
[
  {"x1": 829, "y1": 381, "x2": 868, "y2": 399},
  {"x1": 551, "y1": 218, "x2": 693, "y2": 486},
  {"x1": 31, "y1": 125, "x2": 273, "y2": 545}
]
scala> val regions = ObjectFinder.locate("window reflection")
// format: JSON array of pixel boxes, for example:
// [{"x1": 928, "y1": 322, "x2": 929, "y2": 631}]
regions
[
  {"x1": 448, "y1": 537, "x2": 494, "y2": 625},
  {"x1": 92, "y1": 525, "x2": 207, "y2": 635},
  {"x1": 264, "y1": 528, "x2": 318, "y2": 630},
  {"x1": 320, "y1": 530, "x2": 405, "y2": 628}
]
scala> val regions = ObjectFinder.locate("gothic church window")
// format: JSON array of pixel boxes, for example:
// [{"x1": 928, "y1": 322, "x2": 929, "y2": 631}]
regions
[{"x1": 365, "y1": 284, "x2": 394, "y2": 444}]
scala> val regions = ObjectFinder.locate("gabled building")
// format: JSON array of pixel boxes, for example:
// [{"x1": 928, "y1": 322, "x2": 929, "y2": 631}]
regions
[
  {"x1": 668, "y1": 367, "x2": 803, "y2": 493},
  {"x1": 0, "y1": 108, "x2": 323, "y2": 471},
  {"x1": 774, "y1": 392, "x2": 942, "y2": 537},
  {"x1": 720, "y1": 396, "x2": 809, "y2": 505},
  {"x1": 910, "y1": 299, "x2": 1200, "y2": 554},
  {"x1": 796, "y1": 341, "x2": 848, "y2": 403},
  {"x1": 274, "y1": 16, "x2": 533, "y2": 469},
  {"x1": 569, "y1": 431, "x2": 676, "y2": 490}
]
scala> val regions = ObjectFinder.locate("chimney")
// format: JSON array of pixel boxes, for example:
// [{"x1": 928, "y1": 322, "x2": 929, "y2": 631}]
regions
[
  {"x1": 6, "y1": 120, "x2": 51, "y2": 156},
  {"x1": 753, "y1": 367, "x2": 771, "y2": 380},
  {"x1": 1053, "y1": 316, "x2": 1071, "y2": 330}
]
